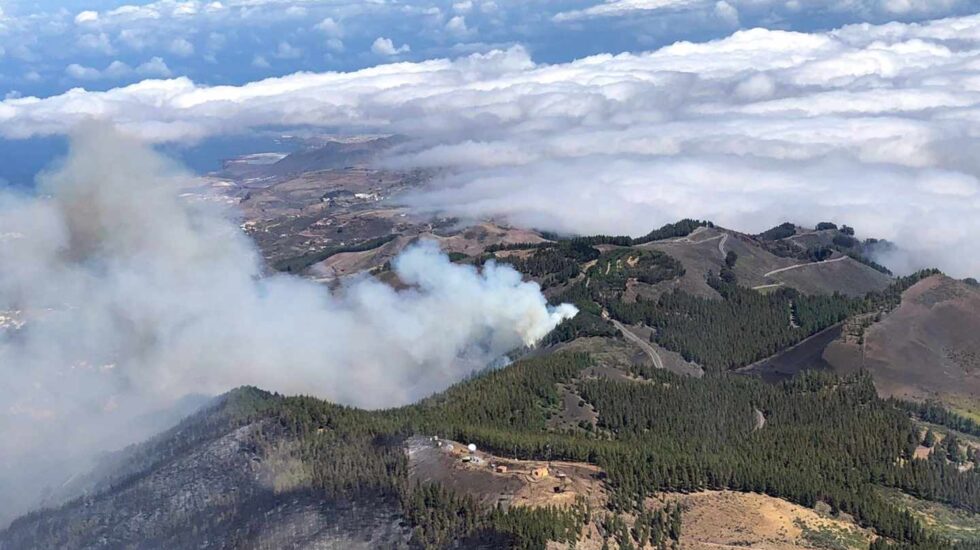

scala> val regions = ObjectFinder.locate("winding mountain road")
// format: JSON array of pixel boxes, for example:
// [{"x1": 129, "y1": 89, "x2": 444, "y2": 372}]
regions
[
  {"x1": 763, "y1": 255, "x2": 847, "y2": 278},
  {"x1": 610, "y1": 318, "x2": 665, "y2": 370}
]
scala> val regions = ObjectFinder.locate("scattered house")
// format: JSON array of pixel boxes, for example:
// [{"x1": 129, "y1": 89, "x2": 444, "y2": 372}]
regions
[
  {"x1": 467, "y1": 443, "x2": 477, "y2": 453},
  {"x1": 461, "y1": 456, "x2": 472, "y2": 463},
  {"x1": 495, "y1": 465, "x2": 508, "y2": 473},
  {"x1": 471, "y1": 456, "x2": 483, "y2": 465},
  {"x1": 531, "y1": 467, "x2": 549, "y2": 480}
]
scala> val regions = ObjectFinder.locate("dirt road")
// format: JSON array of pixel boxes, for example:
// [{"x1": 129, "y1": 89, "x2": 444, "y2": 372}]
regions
[
  {"x1": 751, "y1": 283, "x2": 784, "y2": 291},
  {"x1": 763, "y1": 255, "x2": 847, "y2": 278},
  {"x1": 665, "y1": 226, "x2": 713, "y2": 243}
]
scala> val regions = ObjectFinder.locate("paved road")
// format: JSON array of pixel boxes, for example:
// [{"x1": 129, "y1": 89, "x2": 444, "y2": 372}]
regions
[{"x1": 763, "y1": 255, "x2": 847, "y2": 278}]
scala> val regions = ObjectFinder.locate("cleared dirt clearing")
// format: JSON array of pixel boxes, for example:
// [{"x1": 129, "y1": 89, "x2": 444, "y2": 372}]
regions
[
  {"x1": 659, "y1": 491, "x2": 872, "y2": 550},
  {"x1": 406, "y1": 437, "x2": 607, "y2": 510}
]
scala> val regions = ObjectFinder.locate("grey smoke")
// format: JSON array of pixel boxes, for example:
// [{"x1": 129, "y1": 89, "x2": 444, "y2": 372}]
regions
[{"x1": 0, "y1": 124, "x2": 576, "y2": 525}]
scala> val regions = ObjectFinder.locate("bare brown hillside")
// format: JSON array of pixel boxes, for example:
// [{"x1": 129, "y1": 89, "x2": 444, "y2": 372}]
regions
[
  {"x1": 826, "y1": 275, "x2": 980, "y2": 416},
  {"x1": 660, "y1": 491, "x2": 872, "y2": 550}
]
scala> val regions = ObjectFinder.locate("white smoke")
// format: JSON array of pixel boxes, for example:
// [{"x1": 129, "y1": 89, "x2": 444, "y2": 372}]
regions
[{"x1": 0, "y1": 124, "x2": 576, "y2": 525}]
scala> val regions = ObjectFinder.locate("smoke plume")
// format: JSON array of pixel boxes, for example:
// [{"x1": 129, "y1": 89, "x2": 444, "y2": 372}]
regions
[{"x1": 0, "y1": 124, "x2": 576, "y2": 525}]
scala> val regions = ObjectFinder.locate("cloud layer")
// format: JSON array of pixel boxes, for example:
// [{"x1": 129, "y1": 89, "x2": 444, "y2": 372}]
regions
[
  {"x1": 0, "y1": 124, "x2": 575, "y2": 524},
  {"x1": 0, "y1": 0, "x2": 975, "y2": 100},
  {"x1": 553, "y1": 0, "x2": 974, "y2": 22},
  {"x1": 3, "y1": 14, "x2": 980, "y2": 276}
]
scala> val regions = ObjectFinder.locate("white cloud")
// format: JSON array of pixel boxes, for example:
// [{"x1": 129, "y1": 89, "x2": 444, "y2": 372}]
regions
[
  {"x1": 74, "y1": 10, "x2": 99, "y2": 25},
  {"x1": 64, "y1": 57, "x2": 172, "y2": 81},
  {"x1": 118, "y1": 29, "x2": 148, "y2": 50},
  {"x1": 6, "y1": 15, "x2": 980, "y2": 276},
  {"x1": 284, "y1": 5, "x2": 307, "y2": 18},
  {"x1": 251, "y1": 54, "x2": 270, "y2": 68},
  {"x1": 554, "y1": 0, "x2": 972, "y2": 21},
  {"x1": 371, "y1": 36, "x2": 410, "y2": 56},
  {"x1": 64, "y1": 63, "x2": 101, "y2": 80},
  {"x1": 555, "y1": 0, "x2": 700, "y2": 21},
  {"x1": 137, "y1": 56, "x2": 172, "y2": 77},
  {"x1": 169, "y1": 37, "x2": 194, "y2": 57},
  {"x1": 446, "y1": 15, "x2": 470, "y2": 37},
  {"x1": 103, "y1": 60, "x2": 133, "y2": 79},
  {"x1": 713, "y1": 0, "x2": 739, "y2": 25},
  {"x1": 174, "y1": 2, "x2": 197, "y2": 17},
  {"x1": 104, "y1": 4, "x2": 162, "y2": 22},
  {"x1": 314, "y1": 16, "x2": 342, "y2": 36},
  {"x1": 453, "y1": 1, "x2": 474, "y2": 13},
  {"x1": 734, "y1": 72, "x2": 775, "y2": 100},
  {"x1": 275, "y1": 41, "x2": 302, "y2": 59},
  {"x1": 77, "y1": 33, "x2": 114, "y2": 55}
]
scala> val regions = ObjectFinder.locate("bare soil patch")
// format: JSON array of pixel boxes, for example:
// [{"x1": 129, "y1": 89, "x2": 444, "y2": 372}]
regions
[
  {"x1": 826, "y1": 275, "x2": 980, "y2": 410},
  {"x1": 658, "y1": 491, "x2": 872, "y2": 550}
]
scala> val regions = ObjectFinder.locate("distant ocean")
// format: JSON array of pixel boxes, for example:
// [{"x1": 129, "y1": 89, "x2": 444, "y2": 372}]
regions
[{"x1": 0, "y1": 133, "x2": 294, "y2": 190}]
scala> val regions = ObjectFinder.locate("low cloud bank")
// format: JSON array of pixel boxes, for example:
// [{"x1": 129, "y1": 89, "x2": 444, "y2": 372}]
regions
[
  {"x1": 0, "y1": 125, "x2": 575, "y2": 525},
  {"x1": 3, "y1": 15, "x2": 980, "y2": 276}
]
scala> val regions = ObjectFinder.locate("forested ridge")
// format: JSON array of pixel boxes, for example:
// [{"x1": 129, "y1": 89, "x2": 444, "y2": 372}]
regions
[
  {"x1": 11, "y1": 351, "x2": 979, "y2": 548},
  {"x1": 261, "y1": 224, "x2": 974, "y2": 549},
  {"x1": 247, "y1": 349, "x2": 980, "y2": 549},
  {"x1": 603, "y1": 269, "x2": 937, "y2": 372},
  {"x1": 754, "y1": 222, "x2": 893, "y2": 274},
  {"x1": 486, "y1": 219, "x2": 937, "y2": 373},
  {"x1": 8, "y1": 218, "x2": 975, "y2": 549},
  {"x1": 893, "y1": 399, "x2": 980, "y2": 437}
]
